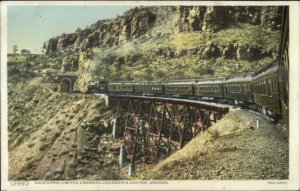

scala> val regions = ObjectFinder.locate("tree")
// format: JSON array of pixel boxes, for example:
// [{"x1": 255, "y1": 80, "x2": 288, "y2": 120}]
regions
[
  {"x1": 21, "y1": 49, "x2": 31, "y2": 55},
  {"x1": 12, "y1": 45, "x2": 18, "y2": 54}
]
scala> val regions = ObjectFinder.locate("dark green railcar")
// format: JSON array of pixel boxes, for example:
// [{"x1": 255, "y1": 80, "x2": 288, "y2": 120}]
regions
[
  {"x1": 252, "y1": 61, "x2": 280, "y2": 114},
  {"x1": 223, "y1": 73, "x2": 253, "y2": 103},
  {"x1": 107, "y1": 82, "x2": 134, "y2": 93},
  {"x1": 164, "y1": 81, "x2": 195, "y2": 96},
  {"x1": 135, "y1": 82, "x2": 164, "y2": 95},
  {"x1": 194, "y1": 77, "x2": 225, "y2": 98}
]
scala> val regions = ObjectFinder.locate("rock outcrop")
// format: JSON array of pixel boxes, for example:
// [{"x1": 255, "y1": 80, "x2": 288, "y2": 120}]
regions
[
  {"x1": 43, "y1": 7, "x2": 157, "y2": 55},
  {"x1": 43, "y1": 6, "x2": 282, "y2": 55},
  {"x1": 176, "y1": 6, "x2": 282, "y2": 33}
]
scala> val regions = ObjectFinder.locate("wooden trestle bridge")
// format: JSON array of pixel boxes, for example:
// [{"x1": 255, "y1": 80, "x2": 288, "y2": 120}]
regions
[{"x1": 108, "y1": 94, "x2": 229, "y2": 173}]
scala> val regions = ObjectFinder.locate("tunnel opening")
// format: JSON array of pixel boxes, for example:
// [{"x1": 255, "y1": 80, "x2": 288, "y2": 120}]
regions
[{"x1": 60, "y1": 78, "x2": 72, "y2": 92}]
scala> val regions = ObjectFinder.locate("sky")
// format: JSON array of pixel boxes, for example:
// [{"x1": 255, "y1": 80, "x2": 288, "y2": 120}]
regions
[{"x1": 7, "y1": 6, "x2": 135, "y2": 54}]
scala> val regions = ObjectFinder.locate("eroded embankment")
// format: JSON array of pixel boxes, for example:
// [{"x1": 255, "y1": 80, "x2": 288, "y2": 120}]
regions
[
  {"x1": 140, "y1": 110, "x2": 288, "y2": 180},
  {"x1": 8, "y1": 80, "x2": 128, "y2": 180}
]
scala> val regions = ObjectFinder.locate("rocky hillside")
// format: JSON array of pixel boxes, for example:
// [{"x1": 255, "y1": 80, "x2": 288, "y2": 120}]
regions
[{"x1": 39, "y1": 6, "x2": 283, "y2": 91}]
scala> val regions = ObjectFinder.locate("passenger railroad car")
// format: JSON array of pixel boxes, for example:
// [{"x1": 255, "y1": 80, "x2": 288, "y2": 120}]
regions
[
  {"x1": 224, "y1": 73, "x2": 253, "y2": 103},
  {"x1": 194, "y1": 77, "x2": 225, "y2": 99},
  {"x1": 252, "y1": 60, "x2": 281, "y2": 114},
  {"x1": 164, "y1": 80, "x2": 195, "y2": 97},
  {"x1": 134, "y1": 82, "x2": 164, "y2": 95},
  {"x1": 107, "y1": 82, "x2": 134, "y2": 93}
]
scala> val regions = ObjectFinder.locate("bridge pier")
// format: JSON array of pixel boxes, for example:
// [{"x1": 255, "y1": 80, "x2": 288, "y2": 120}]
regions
[
  {"x1": 128, "y1": 164, "x2": 136, "y2": 177},
  {"x1": 112, "y1": 118, "x2": 121, "y2": 139},
  {"x1": 119, "y1": 145, "x2": 127, "y2": 166}
]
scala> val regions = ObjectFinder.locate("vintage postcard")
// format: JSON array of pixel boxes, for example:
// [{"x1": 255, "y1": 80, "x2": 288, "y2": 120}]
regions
[{"x1": 1, "y1": 1, "x2": 299, "y2": 190}]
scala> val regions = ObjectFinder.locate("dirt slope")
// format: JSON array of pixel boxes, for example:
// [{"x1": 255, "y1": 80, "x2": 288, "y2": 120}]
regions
[
  {"x1": 140, "y1": 110, "x2": 288, "y2": 180},
  {"x1": 8, "y1": 79, "x2": 128, "y2": 180}
]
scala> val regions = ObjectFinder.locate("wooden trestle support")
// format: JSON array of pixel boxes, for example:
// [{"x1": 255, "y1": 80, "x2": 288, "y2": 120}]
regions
[{"x1": 109, "y1": 95, "x2": 229, "y2": 167}]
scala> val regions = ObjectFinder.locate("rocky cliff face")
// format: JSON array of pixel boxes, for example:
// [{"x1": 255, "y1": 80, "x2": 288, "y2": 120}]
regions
[
  {"x1": 152, "y1": 43, "x2": 277, "y2": 61},
  {"x1": 42, "y1": 6, "x2": 282, "y2": 55},
  {"x1": 43, "y1": 7, "x2": 157, "y2": 55},
  {"x1": 176, "y1": 6, "x2": 282, "y2": 32}
]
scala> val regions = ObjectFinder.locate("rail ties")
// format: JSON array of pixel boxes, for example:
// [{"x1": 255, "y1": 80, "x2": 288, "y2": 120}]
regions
[{"x1": 107, "y1": 94, "x2": 229, "y2": 176}]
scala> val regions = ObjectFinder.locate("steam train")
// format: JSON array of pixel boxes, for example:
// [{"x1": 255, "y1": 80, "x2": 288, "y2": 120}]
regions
[{"x1": 86, "y1": 7, "x2": 289, "y2": 127}]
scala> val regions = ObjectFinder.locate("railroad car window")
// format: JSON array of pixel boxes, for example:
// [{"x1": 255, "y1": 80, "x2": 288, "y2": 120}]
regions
[
  {"x1": 266, "y1": 81, "x2": 268, "y2": 95},
  {"x1": 274, "y1": 79, "x2": 277, "y2": 93},
  {"x1": 273, "y1": 79, "x2": 276, "y2": 93},
  {"x1": 268, "y1": 79, "x2": 272, "y2": 95},
  {"x1": 259, "y1": 82, "x2": 262, "y2": 95},
  {"x1": 271, "y1": 80, "x2": 273, "y2": 93},
  {"x1": 273, "y1": 79, "x2": 277, "y2": 93}
]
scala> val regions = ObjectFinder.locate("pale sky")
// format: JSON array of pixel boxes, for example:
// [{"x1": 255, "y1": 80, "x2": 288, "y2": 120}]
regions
[{"x1": 7, "y1": 6, "x2": 135, "y2": 54}]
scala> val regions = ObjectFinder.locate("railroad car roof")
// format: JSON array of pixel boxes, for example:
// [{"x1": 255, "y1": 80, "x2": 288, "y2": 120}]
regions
[
  {"x1": 108, "y1": 82, "x2": 135, "y2": 85},
  {"x1": 253, "y1": 60, "x2": 279, "y2": 80},
  {"x1": 253, "y1": 65, "x2": 278, "y2": 80},
  {"x1": 164, "y1": 81, "x2": 195, "y2": 85},
  {"x1": 195, "y1": 77, "x2": 225, "y2": 84},
  {"x1": 134, "y1": 81, "x2": 163, "y2": 85},
  {"x1": 225, "y1": 74, "x2": 253, "y2": 83}
]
